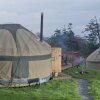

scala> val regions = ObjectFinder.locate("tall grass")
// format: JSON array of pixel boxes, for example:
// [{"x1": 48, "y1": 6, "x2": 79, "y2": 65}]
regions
[{"x1": 0, "y1": 79, "x2": 80, "y2": 100}]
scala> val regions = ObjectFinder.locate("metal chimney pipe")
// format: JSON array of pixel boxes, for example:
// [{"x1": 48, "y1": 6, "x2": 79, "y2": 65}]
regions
[{"x1": 40, "y1": 12, "x2": 43, "y2": 42}]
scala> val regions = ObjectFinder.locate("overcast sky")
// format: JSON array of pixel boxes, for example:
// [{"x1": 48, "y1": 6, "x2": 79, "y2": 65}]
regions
[{"x1": 0, "y1": 0, "x2": 100, "y2": 37}]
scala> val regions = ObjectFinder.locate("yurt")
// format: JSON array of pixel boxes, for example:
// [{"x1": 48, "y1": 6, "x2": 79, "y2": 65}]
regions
[
  {"x1": 0, "y1": 24, "x2": 52, "y2": 87},
  {"x1": 86, "y1": 48, "x2": 100, "y2": 70}
]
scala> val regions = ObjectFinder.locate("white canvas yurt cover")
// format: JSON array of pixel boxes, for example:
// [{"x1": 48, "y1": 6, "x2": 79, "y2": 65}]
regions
[
  {"x1": 86, "y1": 48, "x2": 100, "y2": 70},
  {"x1": 0, "y1": 24, "x2": 52, "y2": 87}
]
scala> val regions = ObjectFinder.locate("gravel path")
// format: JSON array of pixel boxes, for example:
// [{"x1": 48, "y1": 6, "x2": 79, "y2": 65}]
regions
[
  {"x1": 62, "y1": 64, "x2": 93, "y2": 100},
  {"x1": 76, "y1": 79, "x2": 92, "y2": 100}
]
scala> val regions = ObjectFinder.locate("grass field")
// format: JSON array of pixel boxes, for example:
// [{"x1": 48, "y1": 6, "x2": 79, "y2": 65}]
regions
[
  {"x1": 63, "y1": 67, "x2": 100, "y2": 100},
  {"x1": 0, "y1": 79, "x2": 80, "y2": 100}
]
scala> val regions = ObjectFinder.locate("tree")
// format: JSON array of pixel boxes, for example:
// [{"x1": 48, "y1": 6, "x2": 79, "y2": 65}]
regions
[
  {"x1": 54, "y1": 29, "x2": 61, "y2": 36},
  {"x1": 65, "y1": 23, "x2": 80, "y2": 51},
  {"x1": 47, "y1": 23, "x2": 88, "y2": 56},
  {"x1": 85, "y1": 17, "x2": 100, "y2": 45},
  {"x1": 47, "y1": 29, "x2": 62, "y2": 47},
  {"x1": 84, "y1": 17, "x2": 100, "y2": 54}
]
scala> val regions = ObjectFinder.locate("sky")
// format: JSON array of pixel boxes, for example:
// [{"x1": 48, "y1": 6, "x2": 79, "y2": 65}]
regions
[{"x1": 0, "y1": 0, "x2": 100, "y2": 37}]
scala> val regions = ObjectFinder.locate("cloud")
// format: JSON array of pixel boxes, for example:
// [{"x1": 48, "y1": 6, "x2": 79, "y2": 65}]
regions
[{"x1": 0, "y1": 0, "x2": 100, "y2": 36}]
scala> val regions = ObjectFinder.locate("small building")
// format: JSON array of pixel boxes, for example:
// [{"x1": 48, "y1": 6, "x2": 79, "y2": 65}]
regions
[
  {"x1": 51, "y1": 48, "x2": 61, "y2": 76},
  {"x1": 72, "y1": 51, "x2": 81, "y2": 67}
]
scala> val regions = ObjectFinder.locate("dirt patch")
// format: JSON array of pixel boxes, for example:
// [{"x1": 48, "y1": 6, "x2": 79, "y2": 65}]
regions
[
  {"x1": 53, "y1": 73, "x2": 71, "y2": 80},
  {"x1": 62, "y1": 63, "x2": 72, "y2": 70}
]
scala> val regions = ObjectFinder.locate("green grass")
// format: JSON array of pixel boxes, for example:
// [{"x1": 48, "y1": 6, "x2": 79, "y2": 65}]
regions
[
  {"x1": 63, "y1": 67, "x2": 100, "y2": 100},
  {"x1": 0, "y1": 79, "x2": 80, "y2": 100}
]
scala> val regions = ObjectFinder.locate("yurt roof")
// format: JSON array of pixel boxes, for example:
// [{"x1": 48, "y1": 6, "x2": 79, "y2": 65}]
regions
[
  {"x1": 0, "y1": 24, "x2": 38, "y2": 41},
  {"x1": 86, "y1": 48, "x2": 100, "y2": 63},
  {"x1": 0, "y1": 24, "x2": 51, "y2": 56}
]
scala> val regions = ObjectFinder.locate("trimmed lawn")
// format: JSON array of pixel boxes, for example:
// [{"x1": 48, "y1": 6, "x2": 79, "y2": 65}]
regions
[
  {"x1": 0, "y1": 79, "x2": 80, "y2": 100},
  {"x1": 63, "y1": 67, "x2": 100, "y2": 100}
]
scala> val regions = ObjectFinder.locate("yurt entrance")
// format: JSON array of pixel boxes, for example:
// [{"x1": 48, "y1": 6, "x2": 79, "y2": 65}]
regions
[{"x1": 12, "y1": 59, "x2": 29, "y2": 78}]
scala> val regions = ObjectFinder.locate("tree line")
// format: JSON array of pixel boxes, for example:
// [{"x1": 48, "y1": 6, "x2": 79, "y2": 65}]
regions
[{"x1": 46, "y1": 17, "x2": 100, "y2": 57}]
